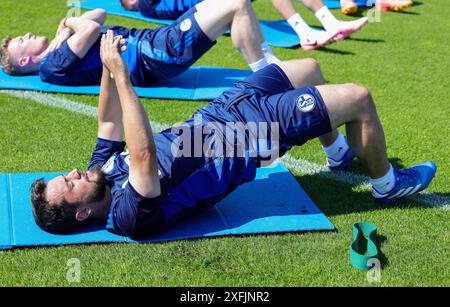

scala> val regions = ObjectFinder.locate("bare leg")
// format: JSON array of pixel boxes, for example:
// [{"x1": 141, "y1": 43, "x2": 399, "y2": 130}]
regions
[
  {"x1": 271, "y1": 0, "x2": 325, "y2": 18},
  {"x1": 276, "y1": 59, "x2": 342, "y2": 149},
  {"x1": 302, "y1": 0, "x2": 326, "y2": 13},
  {"x1": 194, "y1": 0, "x2": 264, "y2": 64},
  {"x1": 271, "y1": 0, "x2": 339, "y2": 50},
  {"x1": 316, "y1": 84, "x2": 390, "y2": 178},
  {"x1": 271, "y1": 0, "x2": 298, "y2": 19}
]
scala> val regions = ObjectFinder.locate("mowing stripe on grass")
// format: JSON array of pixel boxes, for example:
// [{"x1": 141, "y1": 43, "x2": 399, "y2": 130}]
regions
[{"x1": 1, "y1": 90, "x2": 448, "y2": 210}]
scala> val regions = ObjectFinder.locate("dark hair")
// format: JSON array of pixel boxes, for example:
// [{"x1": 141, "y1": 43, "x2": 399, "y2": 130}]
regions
[
  {"x1": 120, "y1": 0, "x2": 139, "y2": 11},
  {"x1": 30, "y1": 178, "x2": 87, "y2": 233}
]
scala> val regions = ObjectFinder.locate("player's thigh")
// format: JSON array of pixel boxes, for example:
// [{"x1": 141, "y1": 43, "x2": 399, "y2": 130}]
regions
[
  {"x1": 208, "y1": 63, "x2": 294, "y2": 111},
  {"x1": 263, "y1": 87, "x2": 333, "y2": 147},
  {"x1": 146, "y1": 8, "x2": 215, "y2": 68},
  {"x1": 276, "y1": 58, "x2": 324, "y2": 89},
  {"x1": 194, "y1": 0, "x2": 241, "y2": 40},
  {"x1": 238, "y1": 64, "x2": 295, "y2": 95},
  {"x1": 315, "y1": 83, "x2": 369, "y2": 129}
]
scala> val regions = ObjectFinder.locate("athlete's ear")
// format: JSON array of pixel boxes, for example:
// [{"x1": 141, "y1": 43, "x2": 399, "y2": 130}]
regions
[
  {"x1": 18, "y1": 56, "x2": 30, "y2": 68},
  {"x1": 75, "y1": 207, "x2": 92, "y2": 222}
]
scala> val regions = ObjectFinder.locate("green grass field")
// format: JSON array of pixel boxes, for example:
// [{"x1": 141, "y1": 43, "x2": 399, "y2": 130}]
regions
[{"x1": 0, "y1": 0, "x2": 449, "y2": 287}]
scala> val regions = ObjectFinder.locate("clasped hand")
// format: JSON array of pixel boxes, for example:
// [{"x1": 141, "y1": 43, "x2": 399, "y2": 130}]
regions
[{"x1": 100, "y1": 30, "x2": 128, "y2": 79}]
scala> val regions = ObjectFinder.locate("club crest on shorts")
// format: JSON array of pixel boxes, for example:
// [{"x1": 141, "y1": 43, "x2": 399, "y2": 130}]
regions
[
  {"x1": 180, "y1": 19, "x2": 192, "y2": 32},
  {"x1": 296, "y1": 94, "x2": 316, "y2": 112}
]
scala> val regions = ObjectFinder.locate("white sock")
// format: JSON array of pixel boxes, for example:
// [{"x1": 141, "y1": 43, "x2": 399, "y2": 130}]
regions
[
  {"x1": 287, "y1": 13, "x2": 313, "y2": 37},
  {"x1": 249, "y1": 57, "x2": 269, "y2": 72},
  {"x1": 261, "y1": 41, "x2": 280, "y2": 64},
  {"x1": 322, "y1": 131, "x2": 349, "y2": 161},
  {"x1": 370, "y1": 164, "x2": 396, "y2": 193},
  {"x1": 315, "y1": 6, "x2": 340, "y2": 33}
]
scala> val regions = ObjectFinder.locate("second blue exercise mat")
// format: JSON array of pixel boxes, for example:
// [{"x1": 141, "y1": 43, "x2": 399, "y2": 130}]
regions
[
  {"x1": 0, "y1": 67, "x2": 250, "y2": 101},
  {"x1": 0, "y1": 163, "x2": 334, "y2": 250},
  {"x1": 70, "y1": 0, "x2": 333, "y2": 48},
  {"x1": 323, "y1": 0, "x2": 369, "y2": 9}
]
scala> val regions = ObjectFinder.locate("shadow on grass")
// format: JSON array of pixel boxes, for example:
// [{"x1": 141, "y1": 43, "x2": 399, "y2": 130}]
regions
[
  {"x1": 392, "y1": 10, "x2": 420, "y2": 15},
  {"x1": 349, "y1": 157, "x2": 407, "y2": 174},
  {"x1": 376, "y1": 234, "x2": 389, "y2": 269},
  {"x1": 318, "y1": 47, "x2": 356, "y2": 55},
  {"x1": 346, "y1": 37, "x2": 385, "y2": 44},
  {"x1": 293, "y1": 172, "x2": 432, "y2": 218}
]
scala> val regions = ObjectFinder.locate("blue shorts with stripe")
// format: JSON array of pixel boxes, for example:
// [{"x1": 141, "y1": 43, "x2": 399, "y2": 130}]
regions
[
  {"x1": 140, "y1": 7, "x2": 216, "y2": 81},
  {"x1": 205, "y1": 64, "x2": 333, "y2": 159}
]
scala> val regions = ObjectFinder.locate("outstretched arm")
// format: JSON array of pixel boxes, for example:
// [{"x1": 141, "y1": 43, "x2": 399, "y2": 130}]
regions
[
  {"x1": 97, "y1": 35, "x2": 128, "y2": 141},
  {"x1": 100, "y1": 30, "x2": 161, "y2": 198},
  {"x1": 97, "y1": 64, "x2": 123, "y2": 142}
]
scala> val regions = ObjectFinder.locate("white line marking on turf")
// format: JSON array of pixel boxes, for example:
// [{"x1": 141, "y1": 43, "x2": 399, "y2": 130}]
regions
[
  {"x1": 2, "y1": 90, "x2": 449, "y2": 210},
  {"x1": 0, "y1": 90, "x2": 170, "y2": 133}
]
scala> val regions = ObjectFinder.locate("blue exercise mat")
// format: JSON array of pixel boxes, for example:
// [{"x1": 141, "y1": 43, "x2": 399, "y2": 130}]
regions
[
  {"x1": 0, "y1": 163, "x2": 334, "y2": 250},
  {"x1": 323, "y1": 0, "x2": 368, "y2": 9},
  {"x1": 0, "y1": 67, "x2": 250, "y2": 101},
  {"x1": 69, "y1": 0, "x2": 329, "y2": 48}
]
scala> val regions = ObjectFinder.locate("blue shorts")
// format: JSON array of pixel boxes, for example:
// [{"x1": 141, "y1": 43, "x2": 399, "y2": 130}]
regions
[
  {"x1": 205, "y1": 64, "x2": 333, "y2": 159},
  {"x1": 140, "y1": 7, "x2": 216, "y2": 81},
  {"x1": 139, "y1": 0, "x2": 202, "y2": 20}
]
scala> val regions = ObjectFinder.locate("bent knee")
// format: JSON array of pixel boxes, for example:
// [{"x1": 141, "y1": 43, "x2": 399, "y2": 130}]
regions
[
  {"x1": 343, "y1": 83, "x2": 375, "y2": 115},
  {"x1": 343, "y1": 83, "x2": 372, "y2": 103},
  {"x1": 230, "y1": 0, "x2": 250, "y2": 11},
  {"x1": 303, "y1": 57, "x2": 319, "y2": 67},
  {"x1": 294, "y1": 58, "x2": 320, "y2": 72}
]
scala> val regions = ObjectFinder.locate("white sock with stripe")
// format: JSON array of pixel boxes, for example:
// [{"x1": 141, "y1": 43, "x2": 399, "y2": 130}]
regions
[
  {"x1": 370, "y1": 164, "x2": 395, "y2": 194},
  {"x1": 315, "y1": 6, "x2": 340, "y2": 33},
  {"x1": 323, "y1": 131, "x2": 349, "y2": 162},
  {"x1": 287, "y1": 13, "x2": 314, "y2": 38}
]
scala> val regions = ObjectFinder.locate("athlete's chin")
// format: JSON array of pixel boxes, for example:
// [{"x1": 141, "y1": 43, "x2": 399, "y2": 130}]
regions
[{"x1": 88, "y1": 165, "x2": 106, "y2": 184}]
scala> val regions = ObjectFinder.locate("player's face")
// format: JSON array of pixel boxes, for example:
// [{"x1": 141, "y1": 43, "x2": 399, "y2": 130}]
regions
[
  {"x1": 123, "y1": 0, "x2": 140, "y2": 10},
  {"x1": 8, "y1": 33, "x2": 49, "y2": 64},
  {"x1": 46, "y1": 167, "x2": 107, "y2": 207}
]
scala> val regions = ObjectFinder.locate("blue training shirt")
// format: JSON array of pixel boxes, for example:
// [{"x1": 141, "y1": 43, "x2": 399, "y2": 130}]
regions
[
  {"x1": 138, "y1": 0, "x2": 201, "y2": 19},
  {"x1": 39, "y1": 26, "x2": 147, "y2": 86},
  {"x1": 89, "y1": 116, "x2": 258, "y2": 239}
]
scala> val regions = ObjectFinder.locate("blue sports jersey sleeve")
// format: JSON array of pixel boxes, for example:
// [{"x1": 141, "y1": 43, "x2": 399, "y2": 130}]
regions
[
  {"x1": 113, "y1": 182, "x2": 165, "y2": 239},
  {"x1": 88, "y1": 137, "x2": 126, "y2": 170},
  {"x1": 39, "y1": 42, "x2": 82, "y2": 84}
]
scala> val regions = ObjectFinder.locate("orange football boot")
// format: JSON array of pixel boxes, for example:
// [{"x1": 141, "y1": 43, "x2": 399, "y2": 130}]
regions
[{"x1": 340, "y1": 0, "x2": 358, "y2": 15}]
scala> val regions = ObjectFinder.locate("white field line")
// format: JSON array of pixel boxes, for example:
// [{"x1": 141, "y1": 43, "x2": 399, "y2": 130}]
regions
[
  {"x1": 2, "y1": 90, "x2": 449, "y2": 210},
  {"x1": 0, "y1": 90, "x2": 169, "y2": 133}
]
